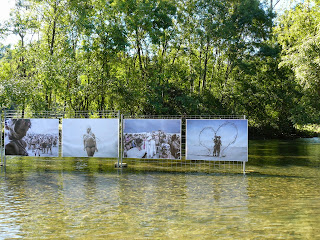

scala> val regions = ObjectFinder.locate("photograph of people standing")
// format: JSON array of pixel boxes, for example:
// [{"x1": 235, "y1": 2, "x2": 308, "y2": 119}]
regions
[
  {"x1": 186, "y1": 119, "x2": 248, "y2": 161},
  {"x1": 213, "y1": 135, "x2": 222, "y2": 157},
  {"x1": 123, "y1": 119, "x2": 181, "y2": 160},
  {"x1": 83, "y1": 126, "x2": 98, "y2": 157}
]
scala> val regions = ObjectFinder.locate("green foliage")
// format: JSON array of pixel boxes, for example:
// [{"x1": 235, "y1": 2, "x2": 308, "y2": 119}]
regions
[
  {"x1": 0, "y1": 0, "x2": 319, "y2": 138},
  {"x1": 276, "y1": 1, "x2": 320, "y2": 125}
]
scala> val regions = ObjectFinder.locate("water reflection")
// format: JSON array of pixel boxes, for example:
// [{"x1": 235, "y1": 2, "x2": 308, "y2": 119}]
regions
[
  {"x1": 184, "y1": 175, "x2": 249, "y2": 238},
  {"x1": 0, "y1": 170, "x2": 249, "y2": 239},
  {"x1": 247, "y1": 175, "x2": 320, "y2": 239},
  {"x1": 249, "y1": 138, "x2": 320, "y2": 168},
  {"x1": 1, "y1": 138, "x2": 320, "y2": 238}
]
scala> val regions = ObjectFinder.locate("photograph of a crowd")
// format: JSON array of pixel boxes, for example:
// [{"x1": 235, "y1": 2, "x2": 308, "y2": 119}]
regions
[
  {"x1": 123, "y1": 119, "x2": 181, "y2": 159},
  {"x1": 62, "y1": 119, "x2": 119, "y2": 158},
  {"x1": 4, "y1": 119, "x2": 59, "y2": 157},
  {"x1": 186, "y1": 119, "x2": 248, "y2": 161}
]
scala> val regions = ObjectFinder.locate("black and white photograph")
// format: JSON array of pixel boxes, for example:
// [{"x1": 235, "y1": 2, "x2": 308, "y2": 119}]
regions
[
  {"x1": 62, "y1": 119, "x2": 119, "y2": 158},
  {"x1": 186, "y1": 119, "x2": 248, "y2": 161},
  {"x1": 4, "y1": 118, "x2": 59, "y2": 157},
  {"x1": 123, "y1": 119, "x2": 181, "y2": 159}
]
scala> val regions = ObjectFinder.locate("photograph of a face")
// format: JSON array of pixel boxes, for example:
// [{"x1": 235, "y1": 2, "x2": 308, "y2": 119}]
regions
[
  {"x1": 4, "y1": 118, "x2": 59, "y2": 157},
  {"x1": 62, "y1": 119, "x2": 119, "y2": 158},
  {"x1": 123, "y1": 119, "x2": 181, "y2": 160},
  {"x1": 186, "y1": 119, "x2": 248, "y2": 161}
]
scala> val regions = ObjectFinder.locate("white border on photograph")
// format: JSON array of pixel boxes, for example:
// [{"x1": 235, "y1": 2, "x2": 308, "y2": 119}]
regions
[
  {"x1": 62, "y1": 118, "x2": 119, "y2": 158},
  {"x1": 4, "y1": 118, "x2": 59, "y2": 157},
  {"x1": 186, "y1": 119, "x2": 248, "y2": 161},
  {"x1": 123, "y1": 119, "x2": 182, "y2": 160}
]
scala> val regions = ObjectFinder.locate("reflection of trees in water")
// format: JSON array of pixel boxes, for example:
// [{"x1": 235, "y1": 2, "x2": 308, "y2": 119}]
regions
[
  {"x1": 199, "y1": 122, "x2": 238, "y2": 157},
  {"x1": 249, "y1": 140, "x2": 314, "y2": 167}
]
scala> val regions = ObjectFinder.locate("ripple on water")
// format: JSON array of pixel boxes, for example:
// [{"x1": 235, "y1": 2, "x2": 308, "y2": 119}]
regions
[{"x1": 1, "y1": 139, "x2": 320, "y2": 239}]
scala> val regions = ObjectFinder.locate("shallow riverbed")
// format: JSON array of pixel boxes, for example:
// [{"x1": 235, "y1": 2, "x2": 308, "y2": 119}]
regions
[{"x1": 1, "y1": 138, "x2": 320, "y2": 239}]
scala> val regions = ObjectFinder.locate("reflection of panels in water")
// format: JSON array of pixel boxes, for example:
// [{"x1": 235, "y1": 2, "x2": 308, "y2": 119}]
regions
[{"x1": 185, "y1": 174, "x2": 248, "y2": 212}]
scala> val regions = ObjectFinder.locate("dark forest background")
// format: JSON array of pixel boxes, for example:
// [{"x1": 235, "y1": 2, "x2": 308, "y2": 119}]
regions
[{"x1": 1, "y1": 0, "x2": 320, "y2": 138}]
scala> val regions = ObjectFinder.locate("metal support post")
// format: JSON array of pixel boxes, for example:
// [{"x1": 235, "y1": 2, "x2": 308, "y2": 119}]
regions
[
  {"x1": 116, "y1": 112, "x2": 124, "y2": 168},
  {"x1": 243, "y1": 161, "x2": 246, "y2": 174},
  {"x1": 3, "y1": 110, "x2": 6, "y2": 167},
  {"x1": 117, "y1": 111, "x2": 121, "y2": 168},
  {"x1": 0, "y1": 113, "x2": 2, "y2": 166},
  {"x1": 120, "y1": 114, "x2": 123, "y2": 167}
]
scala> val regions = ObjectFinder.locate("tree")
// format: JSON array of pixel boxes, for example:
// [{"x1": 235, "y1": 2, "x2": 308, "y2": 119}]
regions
[{"x1": 275, "y1": 1, "x2": 320, "y2": 123}]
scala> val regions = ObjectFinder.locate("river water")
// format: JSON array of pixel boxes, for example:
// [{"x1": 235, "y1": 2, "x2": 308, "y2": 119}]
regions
[{"x1": 1, "y1": 138, "x2": 320, "y2": 239}]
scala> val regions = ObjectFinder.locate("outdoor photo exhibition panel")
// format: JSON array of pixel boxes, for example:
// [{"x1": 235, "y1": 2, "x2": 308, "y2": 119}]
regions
[
  {"x1": 186, "y1": 119, "x2": 248, "y2": 161},
  {"x1": 62, "y1": 118, "x2": 119, "y2": 158},
  {"x1": 4, "y1": 118, "x2": 59, "y2": 157},
  {"x1": 123, "y1": 119, "x2": 181, "y2": 160}
]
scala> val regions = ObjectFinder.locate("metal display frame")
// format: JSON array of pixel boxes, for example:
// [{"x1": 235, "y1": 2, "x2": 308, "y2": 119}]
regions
[
  {"x1": 0, "y1": 112, "x2": 3, "y2": 167},
  {"x1": 121, "y1": 114, "x2": 247, "y2": 174},
  {"x1": 1, "y1": 110, "x2": 121, "y2": 167},
  {"x1": 1, "y1": 110, "x2": 247, "y2": 173}
]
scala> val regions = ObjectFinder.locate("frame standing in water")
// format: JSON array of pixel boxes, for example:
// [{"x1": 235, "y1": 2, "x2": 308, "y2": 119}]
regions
[{"x1": 62, "y1": 119, "x2": 119, "y2": 158}]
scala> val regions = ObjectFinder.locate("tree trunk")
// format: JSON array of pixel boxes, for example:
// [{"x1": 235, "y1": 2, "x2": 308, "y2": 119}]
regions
[
  {"x1": 202, "y1": 40, "x2": 210, "y2": 91},
  {"x1": 136, "y1": 29, "x2": 144, "y2": 81},
  {"x1": 49, "y1": 3, "x2": 58, "y2": 55},
  {"x1": 199, "y1": 41, "x2": 202, "y2": 91}
]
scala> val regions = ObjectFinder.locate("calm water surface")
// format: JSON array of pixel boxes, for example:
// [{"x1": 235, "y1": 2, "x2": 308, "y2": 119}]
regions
[{"x1": 1, "y1": 138, "x2": 320, "y2": 239}]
